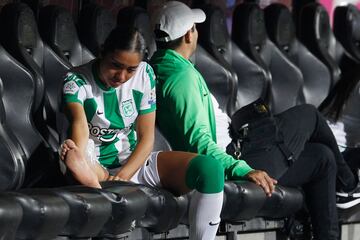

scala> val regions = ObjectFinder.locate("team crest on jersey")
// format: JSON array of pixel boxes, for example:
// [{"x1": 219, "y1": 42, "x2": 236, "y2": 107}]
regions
[
  {"x1": 121, "y1": 99, "x2": 135, "y2": 117},
  {"x1": 63, "y1": 80, "x2": 79, "y2": 95}
]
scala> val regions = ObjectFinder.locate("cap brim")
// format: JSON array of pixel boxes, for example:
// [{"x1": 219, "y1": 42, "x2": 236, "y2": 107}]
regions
[{"x1": 191, "y1": 9, "x2": 206, "y2": 23}]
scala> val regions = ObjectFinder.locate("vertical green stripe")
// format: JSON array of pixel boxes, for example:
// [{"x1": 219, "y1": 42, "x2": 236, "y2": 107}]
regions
[
  {"x1": 98, "y1": 138, "x2": 121, "y2": 167},
  {"x1": 132, "y1": 89, "x2": 143, "y2": 111},
  {"x1": 103, "y1": 91, "x2": 125, "y2": 129},
  {"x1": 83, "y1": 98, "x2": 97, "y2": 121},
  {"x1": 128, "y1": 125, "x2": 137, "y2": 151},
  {"x1": 146, "y1": 64, "x2": 156, "y2": 88}
]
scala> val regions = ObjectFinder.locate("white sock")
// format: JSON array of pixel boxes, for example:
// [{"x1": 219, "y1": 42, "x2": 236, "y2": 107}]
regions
[{"x1": 188, "y1": 191, "x2": 223, "y2": 240}]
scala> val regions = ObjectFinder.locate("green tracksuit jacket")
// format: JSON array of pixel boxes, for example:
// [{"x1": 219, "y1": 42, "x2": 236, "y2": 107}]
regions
[{"x1": 151, "y1": 49, "x2": 253, "y2": 179}]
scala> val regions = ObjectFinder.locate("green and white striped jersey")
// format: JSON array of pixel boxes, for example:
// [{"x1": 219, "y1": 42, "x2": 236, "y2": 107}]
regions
[{"x1": 63, "y1": 60, "x2": 156, "y2": 168}]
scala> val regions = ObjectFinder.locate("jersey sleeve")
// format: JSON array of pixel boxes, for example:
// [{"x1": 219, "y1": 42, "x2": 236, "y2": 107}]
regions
[
  {"x1": 139, "y1": 64, "x2": 156, "y2": 115},
  {"x1": 165, "y1": 71, "x2": 253, "y2": 179},
  {"x1": 62, "y1": 72, "x2": 87, "y2": 105}
]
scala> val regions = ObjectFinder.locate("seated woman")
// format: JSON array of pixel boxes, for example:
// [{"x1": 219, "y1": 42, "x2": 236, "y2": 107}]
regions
[
  {"x1": 59, "y1": 26, "x2": 276, "y2": 240},
  {"x1": 320, "y1": 69, "x2": 360, "y2": 209}
]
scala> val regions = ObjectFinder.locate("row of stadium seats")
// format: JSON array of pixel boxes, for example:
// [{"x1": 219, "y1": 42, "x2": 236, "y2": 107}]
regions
[
  {"x1": 0, "y1": 1, "x2": 358, "y2": 239},
  {"x1": 196, "y1": 2, "x2": 360, "y2": 116}
]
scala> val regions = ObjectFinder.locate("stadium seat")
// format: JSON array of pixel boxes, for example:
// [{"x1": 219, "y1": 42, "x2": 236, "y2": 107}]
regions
[
  {"x1": 194, "y1": 45, "x2": 238, "y2": 115},
  {"x1": 117, "y1": 6, "x2": 157, "y2": 61},
  {"x1": 197, "y1": 4, "x2": 271, "y2": 111},
  {"x1": 264, "y1": 3, "x2": 331, "y2": 107},
  {"x1": 5, "y1": 190, "x2": 70, "y2": 239},
  {"x1": 38, "y1": 5, "x2": 95, "y2": 66},
  {"x1": 0, "y1": 195, "x2": 23, "y2": 239},
  {"x1": 0, "y1": 38, "x2": 63, "y2": 188},
  {"x1": 37, "y1": 4, "x2": 96, "y2": 141},
  {"x1": 78, "y1": 3, "x2": 116, "y2": 57},
  {"x1": 0, "y1": 2, "x2": 60, "y2": 151},
  {"x1": 0, "y1": 53, "x2": 26, "y2": 190},
  {"x1": 333, "y1": 4, "x2": 360, "y2": 62},
  {"x1": 297, "y1": 2, "x2": 353, "y2": 88},
  {"x1": 58, "y1": 184, "x2": 146, "y2": 238},
  {"x1": 221, "y1": 181, "x2": 303, "y2": 220},
  {"x1": 47, "y1": 186, "x2": 112, "y2": 238},
  {"x1": 232, "y1": 2, "x2": 304, "y2": 114}
]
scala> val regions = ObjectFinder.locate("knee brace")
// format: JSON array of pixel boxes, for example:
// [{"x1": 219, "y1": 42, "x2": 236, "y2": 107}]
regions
[{"x1": 185, "y1": 155, "x2": 224, "y2": 193}]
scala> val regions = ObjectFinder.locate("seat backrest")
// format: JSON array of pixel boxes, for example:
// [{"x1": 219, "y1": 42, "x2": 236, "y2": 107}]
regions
[
  {"x1": 193, "y1": 45, "x2": 235, "y2": 115},
  {"x1": 333, "y1": 4, "x2": 360, "y2": 65},
  {"x1": 0, "y1": 41, "x2": 63, "y2": 188},
  {"x1": 38, "y1": 5, "x2": 95, "y2": 67},
  {"x1": 0, "y1": 3, "x2": 45, "y2": 116},
  {"x1": 78, "y1": 3, "x2": 116, "y2": 57},
  {"x1": 117, "y1": 6, "x2": 156, "y2": 61},
  {"x1": 232, "y1": 2, "x2": 304, "y2": 114},
  {"x1": 195, "y1": 5, "x2": 238, "y2": 115},
  {"x1": 0, "y1": 52, "x2": 27, "y2": 189},
  {"x1": 0, "y1": 2, "x2": 74, "y2": 146},
  {"x1": 197, "y1": 4, "x2": 270, "y2": 112},
  {"x1": 264, "y1": 3, "x2": 331, "y2": 107},
  {"x1": 297, "y1": 2, "x2": 342, "y2": 88},
  {"x1": 0, "y1": 2, "x2": 61, "y2": 150}
]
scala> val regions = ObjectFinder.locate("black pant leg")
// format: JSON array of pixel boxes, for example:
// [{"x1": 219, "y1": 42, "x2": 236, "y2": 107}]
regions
[
  {"x1": 342, "y1": 147, "x2": 360, "y2": 170},
  {"x1": 278, "y1": 143, "x2": 338, "y2": 240},
  {"x1": 275, "y1": 104, "x2": 356, "y2": 191}
]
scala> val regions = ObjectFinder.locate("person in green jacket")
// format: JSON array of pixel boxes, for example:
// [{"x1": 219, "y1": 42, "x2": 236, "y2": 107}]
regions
[
  {"x1": 151, "y1": 1, "x2": 276, "y2": 186},
  {"x1": 151, "y1": 1, "x2": 360, "y2": 240}
]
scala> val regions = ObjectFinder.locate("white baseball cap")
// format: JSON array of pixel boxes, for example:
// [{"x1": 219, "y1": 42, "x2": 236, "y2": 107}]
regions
[{"x1": 153, "y1": 1, "x2": 206, "y2": 42}]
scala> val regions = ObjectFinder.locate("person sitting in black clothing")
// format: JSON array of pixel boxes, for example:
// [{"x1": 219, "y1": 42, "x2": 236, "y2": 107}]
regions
[{"x1": 320, "y1": 69, "x2": 360, "y2": 209}]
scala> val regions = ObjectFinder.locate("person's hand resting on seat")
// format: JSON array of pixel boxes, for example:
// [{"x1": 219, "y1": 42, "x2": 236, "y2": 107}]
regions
[{"x1": 246, "y1": 170, "x2": 277, "y2": 197}]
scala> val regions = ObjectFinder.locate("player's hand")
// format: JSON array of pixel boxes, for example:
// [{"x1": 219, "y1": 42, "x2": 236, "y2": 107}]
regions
[
  {"x1": 107, "y1": 175, "x2": 128, "y2": 181},
  {"x1": 107, "y1": 169, "x2": 131, "y2": 182},
  {"x1": 245, "y1": 170, "x2": 277, "y2": 197}
]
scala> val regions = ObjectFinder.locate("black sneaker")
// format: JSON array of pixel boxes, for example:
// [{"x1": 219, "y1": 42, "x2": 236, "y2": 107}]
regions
[{"x1": 336, "y1": 185, "x2": 360, "y2": 209}]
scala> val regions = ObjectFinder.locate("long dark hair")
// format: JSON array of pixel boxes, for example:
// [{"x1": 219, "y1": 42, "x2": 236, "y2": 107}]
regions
[
  {"x1": 319, "y1": 68, "x2": 360, "y2": 121},
  {"x1": 101, "y1": 25, "x2": 146, "y2": 57}
]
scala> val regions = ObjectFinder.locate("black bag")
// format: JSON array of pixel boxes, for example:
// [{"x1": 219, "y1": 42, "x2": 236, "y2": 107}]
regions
[{"x1": 227, "y1": 98, "x2": 294, "y2": 179}]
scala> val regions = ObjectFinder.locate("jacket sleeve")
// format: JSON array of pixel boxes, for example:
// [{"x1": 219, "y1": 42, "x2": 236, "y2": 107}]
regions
[{"x1": 165, "y1": 71, "x2": 253, "y2": 179}]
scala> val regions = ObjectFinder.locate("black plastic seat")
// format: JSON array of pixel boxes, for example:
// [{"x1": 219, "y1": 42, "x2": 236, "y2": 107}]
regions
[
  {"x1": 136, "y1": 186, "x2": 188, "y2": 233},
  {"x1": 57, "y1": 184, "x2": 144, "y2": 238},
  {"x1": 38, "y1": 4, "x2": 97, "y2": 141},
  {"x1": 47, "y1": 186, "x2": 113, "y2": 238},
  {"x1": 264, "y1": 3, "x2": 331, "y2": 107},
  {"x1": 38, "y1": 5, "x2": 95, "y2": 66},
  {"x1": 0, "y1": 40, "x2": 63, "y2": 188},
  {"x1": 117, "y1": 6, "x2": 156, "y2": 61},
  {"x1": 221, "y1": 181, "x2": 303, "y2": 221},
  {"x1": 193, "y1": 45, "x2": 237, "y2": 115},
  {"x1": 297, "y1": 2, "x2": 357, "y2": 88},
  {"x1": 0, "y1": 59, "x2": 26, "y2": 190},
  {"x1": 101, "y1": 181, "x2": 187, "y2": 234},
  {"x1": 333, "y1": 4, "x2": 360, "y2": 62},
  {"x1": 0, "y1": 2, "x2": 60, "y2": 150},
  {"x1": 99, "y1": 182, "x2": 153, "y2": 236},
  {"x1": 0, "y1": 194, "x2": 23, "y2": 239},
  {"x1": 3, "y1": 190, "x2": 69, "y2": 240},
  {"x1": 78, "y1": 3, "x2": 116, "y2": 57},
  {"x1": 232, "y1": 2, "x2": 304, "y2": 114},
  {"x1": 197, "y1": 4, "x2": 270, "y2": 112}
]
